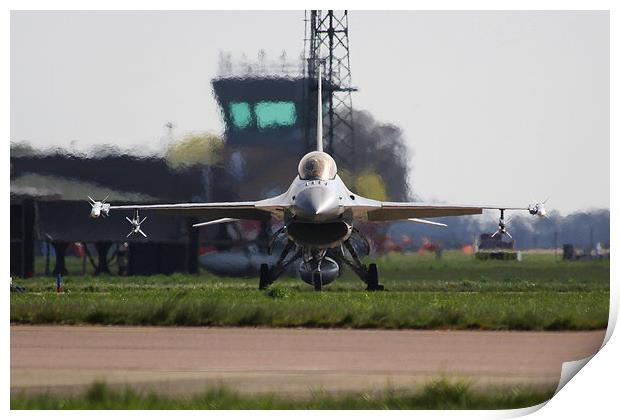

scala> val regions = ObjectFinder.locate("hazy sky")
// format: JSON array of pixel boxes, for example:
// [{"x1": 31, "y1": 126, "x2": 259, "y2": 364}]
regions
[{"x1": 11, "y1": 11, "x2": 609, "y2": 214}]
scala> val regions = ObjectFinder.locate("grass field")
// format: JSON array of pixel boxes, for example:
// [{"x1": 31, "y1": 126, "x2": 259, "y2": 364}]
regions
[
  {"x1": 11, "y1": 380, "x2": 554, "y2": 410},
  {"x1": 11, "y1": 251, "x2": 609, "y2": 330}
]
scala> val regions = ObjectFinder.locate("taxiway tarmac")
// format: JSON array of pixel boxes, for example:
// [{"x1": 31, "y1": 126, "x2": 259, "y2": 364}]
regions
[{"x1": 11, "y1": 326, "x2": 605, "y2": 395}]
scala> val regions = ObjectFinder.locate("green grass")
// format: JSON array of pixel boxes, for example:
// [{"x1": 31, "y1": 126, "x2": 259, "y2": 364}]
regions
[
  {"x1": 12, "y1": 251, "x2": 609, "y2": 330},
  {"x1": 11, "y1": 380, "x2": 555, "y2": 410},
  {"x1": 10, "y1": 288, "x2": 608, "y2": 330}
]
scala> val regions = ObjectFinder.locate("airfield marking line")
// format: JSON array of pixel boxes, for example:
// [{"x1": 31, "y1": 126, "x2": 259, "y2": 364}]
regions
[{"x1": 11, "y1": 326, "x2": 605, "y2": 395}]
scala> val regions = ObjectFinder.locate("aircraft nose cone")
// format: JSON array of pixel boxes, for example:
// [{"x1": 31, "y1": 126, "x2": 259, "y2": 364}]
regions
[{"x1": 294, "y1": 186, "x2": 340, "y2": 219}]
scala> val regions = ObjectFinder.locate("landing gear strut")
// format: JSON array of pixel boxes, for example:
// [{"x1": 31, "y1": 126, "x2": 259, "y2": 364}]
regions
[
  {"x1": 258, "y1": 240, "x2": 301, "y2": 290},
  {"x1": 342, "y1": 240, "x2": 384, "y2": 291},
  {"x1": 366, "y1": 263, "x2": 383, "y2": 291},
  {"x1": 312, "y1": 271, "x2": 322, "y2": 291},
  {"x1": 259, "y1": 263, "x2": 271, "y2": 290}
]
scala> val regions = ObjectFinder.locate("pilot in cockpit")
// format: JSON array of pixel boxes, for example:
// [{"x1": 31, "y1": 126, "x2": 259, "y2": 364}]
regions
[{"x1": 298, "y1": 151, "x2": 338, "y2": 181}]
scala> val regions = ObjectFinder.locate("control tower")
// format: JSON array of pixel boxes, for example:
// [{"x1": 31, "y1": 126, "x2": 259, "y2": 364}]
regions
[{"x1": 211, "y1": 74, "x2": 333, "y2": 201}]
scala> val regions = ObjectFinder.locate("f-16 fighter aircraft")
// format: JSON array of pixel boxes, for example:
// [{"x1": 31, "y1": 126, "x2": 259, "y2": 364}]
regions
[{"x1": 89, "y1": 64, "x2": 547, "y2": 291}]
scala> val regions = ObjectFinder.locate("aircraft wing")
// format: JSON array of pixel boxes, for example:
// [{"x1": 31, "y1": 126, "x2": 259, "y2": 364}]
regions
[
  {"x1": 110, "y1": 202, "x2": 272, "y2": 221},
  {"x1": 89, "y1": 198, "x2": 288, "y2": 222},
  {"x1": 365, "y1": 201, "x2": 536, "y2": 222}
]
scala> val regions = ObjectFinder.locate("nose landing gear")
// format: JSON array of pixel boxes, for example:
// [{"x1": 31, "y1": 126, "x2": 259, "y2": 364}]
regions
[{"x1": 312, "y1": 272, "x2": 323, "y2": 291}]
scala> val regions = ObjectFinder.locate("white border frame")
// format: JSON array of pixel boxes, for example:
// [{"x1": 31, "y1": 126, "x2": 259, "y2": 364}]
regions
[{"x1": 3, "y1": 2, "x2": 616, "y2": 419}]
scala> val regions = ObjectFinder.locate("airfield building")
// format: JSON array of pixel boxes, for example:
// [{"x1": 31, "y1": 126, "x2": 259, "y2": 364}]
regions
[{"x1": 10, "y1": 151, "x2": 204, "y2": 277}]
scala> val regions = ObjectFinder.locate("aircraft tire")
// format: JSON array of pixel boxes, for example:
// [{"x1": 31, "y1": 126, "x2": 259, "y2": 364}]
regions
[
  {"x1": 259, "y1": 264, "x2": 270, "y2": 290},
  {"x1": 366, "y1": 263, "x2": 384, "y2": 291},
  {"x1": 312, "y1": 272, "x2": 322, "y2": 292}
]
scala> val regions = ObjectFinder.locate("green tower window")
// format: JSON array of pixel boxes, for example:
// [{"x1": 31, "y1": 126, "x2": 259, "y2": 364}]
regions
[
  {"x1": 229, "y1": 102, "x2": 252, "y2": 129},
  {"x1": 254, "y1": 101, "x2": 297, "y2": 128}
]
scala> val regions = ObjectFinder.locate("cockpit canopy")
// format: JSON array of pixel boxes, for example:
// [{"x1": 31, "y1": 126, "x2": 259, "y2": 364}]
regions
[{"x1": 297, "y1": 151, "x2": 338, "y2": 180}]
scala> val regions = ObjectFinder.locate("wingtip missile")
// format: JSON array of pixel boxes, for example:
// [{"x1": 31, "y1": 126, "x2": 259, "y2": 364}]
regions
[
  {"x1": 88, "y1": 195, "x2": 111, "y2": 218},
  {"x1": 528, "y1": 201, "x2": 548, "y2": 217}
]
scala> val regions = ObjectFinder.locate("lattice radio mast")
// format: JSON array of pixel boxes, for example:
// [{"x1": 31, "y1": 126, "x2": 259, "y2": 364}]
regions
[{"x1": 305, "y1": 10, "x2": 356, "y2": 168}]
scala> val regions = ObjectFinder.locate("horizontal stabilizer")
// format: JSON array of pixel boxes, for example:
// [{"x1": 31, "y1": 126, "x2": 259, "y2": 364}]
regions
[
  {"x1": 407, "y1": 218, "x2": 447, "y2": 227},
  {"x1": 193, "y1": 218, "x2": 240, "y2": 228}
]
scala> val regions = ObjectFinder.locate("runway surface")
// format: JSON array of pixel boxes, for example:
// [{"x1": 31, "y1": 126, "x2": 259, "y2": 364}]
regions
[{"x1": 11, "y1": 326, "x2": 605, "y2": 395}]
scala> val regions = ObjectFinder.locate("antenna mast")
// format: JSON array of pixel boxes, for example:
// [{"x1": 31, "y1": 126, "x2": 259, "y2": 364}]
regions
[
  {"x1": 317, "y1": 62, "x2": 323, "y2": 152},
  {"x1": 305, "y1": 10, "x2": 356, "y2": 167}
]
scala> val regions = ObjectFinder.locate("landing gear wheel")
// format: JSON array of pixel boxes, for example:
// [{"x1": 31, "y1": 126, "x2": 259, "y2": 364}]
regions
[
  {"x1": 366, "y1": 263, "x2": 384, "y2": 291},
  {"x1": 259, "y1": 263, "x2": 271, "y2": 290},
  {"x1": 312, "y1": 272, "x2": 323, "y2": 292}
]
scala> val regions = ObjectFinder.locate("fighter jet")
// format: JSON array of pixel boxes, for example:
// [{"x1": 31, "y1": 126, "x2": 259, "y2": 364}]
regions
[{"x1": 89, "y1": 64, "x2": 547, "y2": 291}]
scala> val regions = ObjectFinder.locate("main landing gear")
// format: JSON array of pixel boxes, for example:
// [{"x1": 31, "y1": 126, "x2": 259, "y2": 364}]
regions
[
  {"x1": 259, "y1": 263, "x2": 271, "y2": 290},
  {"x1": 366, "y1": 263, "x2": 382, "y2": 291},
  {"x1": 258, "y1": 229, "x2": 384, "y2": 292},
  {"x1": 259, "y1": 240, "x2": 301, "y2": 290},
  {"x1": 341, "y1": 240, "x2": 384, "y2": 291}
]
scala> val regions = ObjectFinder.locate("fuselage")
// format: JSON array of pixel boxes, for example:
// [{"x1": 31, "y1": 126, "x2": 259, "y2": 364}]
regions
[
  {"x1": 279, "y1": 151, "x2": 356, "y2": 250},
  {"x1": 252, "y1": 150, "x2": 382, "y2": 286},
  {"x1": 285, "y1": 175, "x2": 353, "y2": 249}
]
